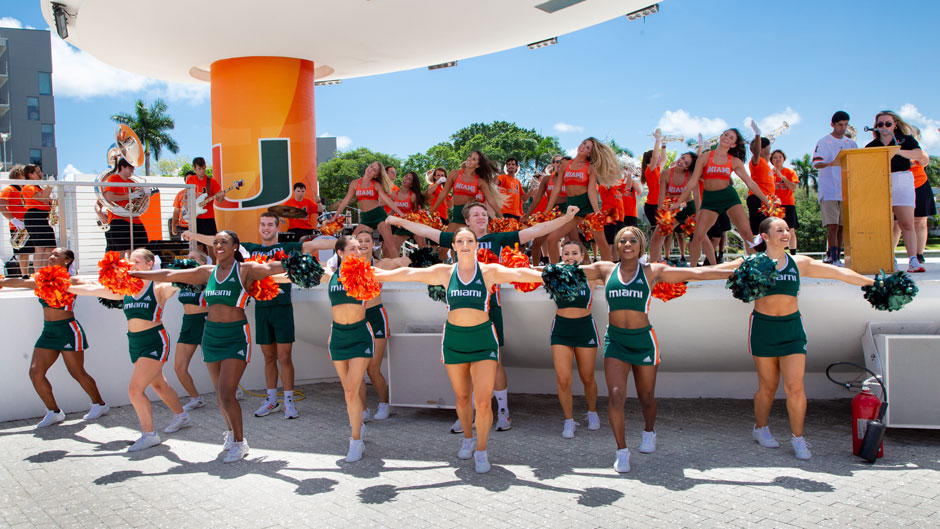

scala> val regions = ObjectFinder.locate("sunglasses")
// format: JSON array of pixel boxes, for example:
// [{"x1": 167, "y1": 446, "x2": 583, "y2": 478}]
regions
[{"x1": 876, "y1": 121, "x2": 894, "y2": 128}]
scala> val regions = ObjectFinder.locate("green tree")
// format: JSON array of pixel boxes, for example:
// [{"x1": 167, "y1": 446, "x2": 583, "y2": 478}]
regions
[
  {"x1": 608, "y1": 139, "x2": 635, "y2": 158},
  {"x1": 794, "y1": 190, "x2": 827, "y2": 252},
  {"x1": 317, "y1": 147, "x2": 401, "y2": 206},
  {"x1": 925, "y1": 155, "x2": 940, "y2": 187},
  {"x1": 111, "y1": 99, "x2": 180, "y2": 176},
  {"x1": 790, "y1": 153, "x2": 818, "y2": 197}
]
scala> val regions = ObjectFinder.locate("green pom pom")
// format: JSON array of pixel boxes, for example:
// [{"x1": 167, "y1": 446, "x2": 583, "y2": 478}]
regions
[
  {"x1": 409, "y1": 247, "x2": 442, "y2": 269},
  {"x1": 165, "y1": 258, "x2": 206, "y2": 293},
  {"x1": 428, "y1": 285, "x2": 447, "y2": 303},
  {"x1": 726, "y1": 253, "x2": 778, "y2": 302},
  {"x1": 541, "y1": 263, "x2": 587, "y2": 302},
  {"x1": 98, "y1": 297, "x2": 123, "y2": 310},
  {"x1": 281, "y1": 252, "x2": 324, "y2": 288},
  {"x1": 862, "y1": 270, "x2": 918, "y2": 311}
]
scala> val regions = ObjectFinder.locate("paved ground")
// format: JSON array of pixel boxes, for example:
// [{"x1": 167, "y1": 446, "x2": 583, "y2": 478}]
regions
[{"x1": 1, "y1": 383, "x2": 938, "y2": 528}]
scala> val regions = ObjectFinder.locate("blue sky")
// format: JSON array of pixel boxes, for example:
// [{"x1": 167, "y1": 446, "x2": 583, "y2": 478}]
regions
[{"x1": 4, "y1": 0, "x2": 940, "y2": 177}]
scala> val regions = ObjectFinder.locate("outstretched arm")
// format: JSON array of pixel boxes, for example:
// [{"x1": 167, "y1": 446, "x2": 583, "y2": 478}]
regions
[
  {"x1": 796, "y1": 255, "x2": 874, "y2": 286},
  {"x1": 385, "y1": 215, "x2": 442, "y2": 243},
  {"x1": 331, "y1": 180, "x2": 359, "y2": 220},
  {"x1": 485, "y1": 264, "x2": 543, "y2": 285},
  {"x1": 182, "y1": 230, "x2": 214, "y2": 247},
  {"x1": 374, "y1": 264, "x2": 450, "y2": 286},
  {"x1": 653, "y1": 263, "x2": 732, "y2": 283},
  {"x1": 517, "y1": 205, "x2": 579, "y2": 244},
  {"x1": 301, "y1": 237, "x2": 336, "y2": 254},
  {"x1": 673, "y1": 154, "x2": 705, "y2": 207},
  {"x1": 429, "y1": 171, "x2": 459, "y2": 213},
  {"x1": 0, "y1": 276, "x2": 37, "y2": 289},
  {"x1": 733, "y1": 159, "x2": 770, "y2": 206},
  {"x1": 68, "y1": 283, "x2": 123, "y2": 300},
  {"x1": 129, "y1": 265, "x2": 213, "y2": 285}
]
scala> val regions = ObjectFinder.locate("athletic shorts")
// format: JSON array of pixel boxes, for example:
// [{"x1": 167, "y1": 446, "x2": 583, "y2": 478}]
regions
[
  {"x1": 564, "y1": 193, "x2": 594, "y2": 218},
  {"x1": 748, "y1": 311, "x2": 807, "y2": 357},
  {"x1": 35, "y1": 317, "x2": 89, "y2": 352},
  {"x1": 820, "y1": 200, "x2": 842, "y2": 226},
  {"x1": 195, "y1": 217, "x2": 218, "y2": 237},
  {"x1": 254, "y1": 303, "x2": 295, "y2": 345},
  {"x1": 392, "y1": 226, "x2": 413, "y2": 237},
  {"x1": 328, "y1": 320, "x2": 375, "y2": 361},
  {"x1": 707, "y1": 212, "x2": 732, "y2": 239},
  {"x1": 676, "y1": 202, "x2": 696, "y2": 225},
  {"x1": 746, "y1": 195, "x2": 769, "y2": 236},
  {"x1": 914, "y1": 182, "x2": 938, "y2": 217},
  {"x1": 359, "y1": 207, "x2": 388, "y2": 230},
  {"x1": 503, "y1": 214, "x2": 521, "y2": 221},
  {"x1": 701, "y1": 186, "x2": 741, "y2": 214},
  {"x1": 604, "y1": 221, "x2": 627, "y2": 245},
  {"x1": 450, "y1": 203, "x2": 466, "y2": 224},
  {"x1": 783, "y1": 205, "x2": 799, "y2": 229},
  {"x1": 890, "y1": 171, "x2": 915, "y2": 208},
  {"x1": 441, "y1": 321, "x2": 500, "y2": 365},
  {"x1": 127, "y1": 325, "x2": 170, "y2": 364},
  {"x1": 107, "y1": 218, "x2": 149, "y2": 252},
  {"x1": 178, "y1": 312, "x2": 207, "y2": 345},
  {"x1": 24, "y1": 209, "x2": 56, "y2": 248},
  {"x1": 604, "y1": 324, "x2": 660, "y2": 366},
  {"x1": 365, "y1": 304, "x2": 389, "y2": 339},
  {"x1": 623, "y1": 216, "x2": 638, "y2": 227},
  {"x1": 202, "y1": 320, "x2": 251, "y2": 363},
  {"x1": 489, "y1": 301, "x2": 504, "y2": 346},
  {"x1": 644, "y1": 203, "x2": 659, "y2": 228},
  {"x1": 551, "y1": 314, "x2": 599, "y2": 348}
]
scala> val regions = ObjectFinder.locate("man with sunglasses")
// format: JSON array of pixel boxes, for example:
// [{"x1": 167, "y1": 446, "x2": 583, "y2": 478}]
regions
[{"x1": 811, "y1": 111, "x2": 857, "y2": 266}]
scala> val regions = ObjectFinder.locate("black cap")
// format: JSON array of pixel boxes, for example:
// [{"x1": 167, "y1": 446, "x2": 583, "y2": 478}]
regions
[
  {"x1": 831, "y1": 111, "x2": 850, "y2": 124},
  {"x1": 760, "y1": 137, "x2": 771, "y2": 149}
]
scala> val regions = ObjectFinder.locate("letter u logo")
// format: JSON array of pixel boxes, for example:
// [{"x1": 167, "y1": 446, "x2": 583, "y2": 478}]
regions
[{"x1": 213, "y1": 138, "x2": 292, "y2": 210}]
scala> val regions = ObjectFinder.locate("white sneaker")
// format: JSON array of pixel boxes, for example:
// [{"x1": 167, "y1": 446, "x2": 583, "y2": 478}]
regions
[
  {"x1": 235, "y1": 387, "x2": 244, "y2": 400},
  {"x1": 752, "y1": 425, "x2": 780, "y2": 448},
  {"x1": 224, "y1": 440, "x2": 249, "y2": 463},
  {"x1": 832, "y1": 258, "x2": 844, "y2": 268},
  {"x1": 346, "y1": 438, "x2": 365, "y2": 463},
  {"x1": 36, "y1": 409, "x2": 65, "y2": 428},
  {"x1": 221, "y1": 430, "x2": 234, "y2": 451},
  {"x1": 374, "y1": 402, "x2": 391, "y2": 420},
  {"x1": 474, "y1": 450, "x2": 491, "y2": 473},
  {"x1": 127, "y1": 433, "x2": 162, "y2": 452},
  {"x1": 791, "y1": 436, "x2": 813, "y2": 460},
  {"x1": 359, "y1": 422, "x2": 367, "y2": 441},
  {"x1": 586, "y1": 411, "x2": 601, "y2": 431},
  {"x1": 83, "y1": 403, "x2": 110, "y2": 420},
  {"x1": 457, "y1": 437, "x2": 475, "y2": 460},
  {"x1": 254, "y1": 400, "x2": 279, "y2": 417},
  {"x1": 284, "y1": 401, "x2": 298, "y2": 419},
  {"x1": 495, "y1": 409, "x2": 512, "y2": 431},
  {"x1": 182, "y1": 397, "x2": 205, "y2": 411},
  {"x1": 562, "y1": 419, "x2": 577, "y2": 439},
  {"x1": 613, "y1": 448, "x2": 631, "y2": 473},
  {"x1": 362, "y1": 408, "x2": 373, "y2": 423},
  {"x1": 639, "y1": 431, "x2": 657, "y2": 453},
  {"x1": 450, "y1": 417, "x2": 464, "y2": 434},
  {"x1": 164, "y1": 413, "x2": 191, "y2": 434}
]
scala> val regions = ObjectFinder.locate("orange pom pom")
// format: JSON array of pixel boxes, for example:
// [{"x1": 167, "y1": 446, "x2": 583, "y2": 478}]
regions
[
  {"x1": 476, "y1": 248, "x2": 499, "y2": 264},
  {"x1": 583, "y1": 212, "x2": 607, "y2": 232},
  {"x1": 488, "y1": 217, "x2": 522, "y2": 233},
  {"x1": 655, "y1": 203, "x2": 678, "y2": 236},
  {"x1": 577, "y1": 221, "x2": 595, "y2": 242},
  {"x1": 652, "y1": 280, "x2": 687, "y2": 301},
  {"x1": 405, "y1": 210, "x2": 444, "y2": 230},
  {"x1": 34, "y1": 265, "x2": 75, "y2": 308},
  {"x1": 759, "y1": 196, "x2": 785, "y2": 218},
  {"x1": 680, "y1": 215, "x2": 696, "y2": 237},
  {"x1": 338, "y1": 255, "x2": 381, "y2": 301},
  {"x1": 320, "y1": 216, "x2": 346, "y2": 236},
  {"x1": 499, "y1": 245, "x2": 539, "y2": 292},
  {"x1": 98, "y1": 251, "x2": 144, "y2": 296},
  {"x1": 272, "y1": 250, "x2": 289, "y2": 261},
  {"x1": 243, "y1": 254, "x2": 281, "y2": 301}
]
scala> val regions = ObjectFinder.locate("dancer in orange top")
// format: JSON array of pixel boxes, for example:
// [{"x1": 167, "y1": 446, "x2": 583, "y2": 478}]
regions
[
  {"x1": 429, "y1": 151, "x2": 503, "y2": 233},
  {"x1": 747, "y1": 137, "x2": 777, "y2": 236},
  {"x1": 332, "y1": 161, "x2": 405, "y2": 256},
  {"x1": 771, "y1": 149, "x2": 800, "y2": 254},
  {"x1": 282, "y1": 182, "x2": 319, "y2": 240}
]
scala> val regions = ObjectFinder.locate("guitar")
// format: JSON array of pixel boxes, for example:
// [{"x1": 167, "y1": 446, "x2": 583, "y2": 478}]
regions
[{"x1": 182, "y1": 179, "x2": 244, "y2": 219}]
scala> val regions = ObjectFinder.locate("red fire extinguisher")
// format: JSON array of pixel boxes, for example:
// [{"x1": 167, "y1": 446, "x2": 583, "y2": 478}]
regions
[{"x1": 852, "y1": 387, "x2": 884, "y2": 458}]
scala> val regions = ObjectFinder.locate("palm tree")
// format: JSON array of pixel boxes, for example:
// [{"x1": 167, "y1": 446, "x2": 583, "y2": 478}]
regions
[
  {"x1": 790, "y1": 153, "x2": 818, "y2": 197},
  {"x1": 111, "y1": 99, "x2": 180, "y2": 176}
]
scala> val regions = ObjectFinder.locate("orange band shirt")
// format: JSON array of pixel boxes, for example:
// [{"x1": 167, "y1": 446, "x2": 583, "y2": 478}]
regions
[
  {"x1": 497, "y1": 174, "x2": 524, "y2": 217},
  {"x1": 185, "y1": 174, "x2": 222, "y2": 219},
  {"x1": 911, "y1": 160, "x2": 928, "y2": 189},
  {"x1": 748, "y1": 157, "x2": 776, "y2": 198},
  {"x1": 598, "y1": 183, "x2": 624, "y2": 221},
  {"x1": 0, "y1": 185, "x2": 25, "y2": 232},
  {"x1": 104, "y1": 174, "x2": 143, "y2": 223},
  {"x1": 644, "y1": 167, "x2": 661, "y2": 206},
  {"x1": 775, "y1": 167, "x2": 799, "y2": 206},
  {"x1": 621, "y1": 183, "x2": 638, "y2": 218},
  {"x1": 284, "y1": 197, "x2": 319, "y2": 230},
  {"x1": 21, "y1": 184, "x2": 50, "y2": 211},
  {"x1": 172, "y1": 189, "x2": 189, "y2": 228}
]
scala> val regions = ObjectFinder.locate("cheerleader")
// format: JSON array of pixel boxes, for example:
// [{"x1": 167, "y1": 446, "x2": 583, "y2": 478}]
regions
[
  {"x1": 641, "y1": 133, "x2": 667, "y2": 238},
  {"x1": 355, "y1": 229, "x2": 411, "y2": 421},
  {"x1": 173, "y1": 250, "x2": 210, "y2": 411},
  {"x1": 129, "y1": 231, "x2": 286, "y2": 463},
  {"x1": 428, "y1": 151, "x2": 504, "y2": 232},
  {"x1": 70, "y1": 249, "x2": 191, "y2": 451},
  {"x1": 771, "y1": 150, "x2": 800, "y2": 255},
  {"x1": 374, "y1": 227, "x2": 544, "y2": 473},
  {"x1": 580, "y1": 226, "x2": 733, "y2": 472},
  {"x1": 390, "y1": 171, "x2": 428, "y2": 252},
  {"x1": 550, "y1": 240, "x2": 603, "y2": 438},
  {"x1": 523, "y1": 155, "x2": 566, "y2": 265},
  {"x1": 331, "y1": 162, "x2": 405, "y2": 256},
  {"x1": 0, "y1": 248, "x2": 108, "y2": 427},
  {"x1": 721, "y1": 217, "x2": 875, "y2": 459},
  {"x1": 648, "y1": 152, "x2": 700, "y2": 263}
]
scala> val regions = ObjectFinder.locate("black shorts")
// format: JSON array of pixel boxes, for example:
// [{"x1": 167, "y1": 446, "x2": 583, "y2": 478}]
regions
[
  {"x1": 643, "y1": 203, "x2": 658, "y2": 228},
  {"x1": 623, "y1": 216, "x2": 638, "y2": 227},
  {"x1": 914, "y1": 182, "x2": 937, "y2": 218},
  {"x1": 107, "y1": 218, "x2": 149, "y2": 252},
  {"x1": 196, "y1": 217, "x2": 218, "y2": 237},
  {"x1": 604, "y1": 221, "x2": 627, "y2": 245},
  {"x1": 24, "y1": 209, "x2": 56, "y2": 248},
  {"x1": 503, "y1": 214, "x2": 521, "y2": 221},
  {"x1": 746, "y1": 195, "x2": 768, "y2": 236},
  {"x1": 783, "y1": 205, "x2": 799, "y2": 229},
  {"x1": 707, "y1": 212, "x2": 731, "y2": 239}
]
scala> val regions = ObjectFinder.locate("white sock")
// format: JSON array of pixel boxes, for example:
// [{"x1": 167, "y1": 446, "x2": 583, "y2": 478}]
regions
[
  {"x1": 266, "y1": 389, "x2": 277, "y2": 402},
  {"x1": 283, "y1": 390, "x2": 294, "y2": 404},
  {"x1": 493, "y1": 389, "x2": 508, "y2": 413}
]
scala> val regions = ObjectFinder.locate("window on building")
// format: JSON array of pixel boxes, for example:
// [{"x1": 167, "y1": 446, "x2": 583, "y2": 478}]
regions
[
  {"x1": 29, "y1": 149, "x2": 42, "y2": 167},
  {"x1": 38, "y1": 72, "x2": 52, "y2": 96},
  {"x1": 26, "y1": 97, "x2": 40, "y2": 120},
  {"x1": 41, "y1": 124, "x2": 54, "y2": 147}
]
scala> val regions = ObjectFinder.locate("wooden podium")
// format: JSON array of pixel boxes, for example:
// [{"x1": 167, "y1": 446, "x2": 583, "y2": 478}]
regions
[{"x1": 835, "y1": 146, "x2": 899, "y2": 274}]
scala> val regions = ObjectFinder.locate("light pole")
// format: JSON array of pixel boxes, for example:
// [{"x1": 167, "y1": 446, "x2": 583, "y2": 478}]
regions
[{"x1": 0, "y1": 132, "x2": 9, "y2": 172}]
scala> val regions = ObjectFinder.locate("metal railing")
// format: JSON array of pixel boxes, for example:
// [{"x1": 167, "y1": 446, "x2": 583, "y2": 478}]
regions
[{"x1": 0, "y1": 178, "x2": 197, "y2": 274}]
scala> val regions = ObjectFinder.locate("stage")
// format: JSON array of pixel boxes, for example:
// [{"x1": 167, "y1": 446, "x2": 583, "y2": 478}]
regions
[{"x1": 0, "y1": 263, "x2": 938, "y2": 422}]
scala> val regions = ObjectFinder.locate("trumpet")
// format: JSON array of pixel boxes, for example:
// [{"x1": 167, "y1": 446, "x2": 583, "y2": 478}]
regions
[
  {"x1": 47, "y1": 182, "x2": 59, "y2": 227},
  {"x1": 688, "y1": 136, "x2": 720, "y2": 151},
  {"x1": 766, "y1": 121, "x2": 790, "y2": 144},
  {"x1": 660, "y1": 135, "x2": 684, "y2": 144}
]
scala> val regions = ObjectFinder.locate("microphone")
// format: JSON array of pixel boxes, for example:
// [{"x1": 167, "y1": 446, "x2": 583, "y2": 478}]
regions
[{"x1": 864, "y1": 126, "x2": 899, "y2": 144}]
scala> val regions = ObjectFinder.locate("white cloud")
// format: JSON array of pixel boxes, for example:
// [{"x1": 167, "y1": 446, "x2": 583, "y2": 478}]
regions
[
  {"x1": 656, "y1": 110, "x2": 728, "y2": 137},
  {"x1": 2, "y1": 17, "x2": 208, "y2": 103},
  {"x1": 61, "y1": 164, "x2": 86, "y2": 180},
  {"x1": 742, "y1": 107, "x2": 802, "y2": 136},
  {"x1": 898, "y1": 103, "x2": 940, "y2": 152},
  {"x1": 565, "y1": 147, "x2": 578, "y2": 158},
  {"x1": 553, "y1": 122, "x2": 584, "y2": 133}
]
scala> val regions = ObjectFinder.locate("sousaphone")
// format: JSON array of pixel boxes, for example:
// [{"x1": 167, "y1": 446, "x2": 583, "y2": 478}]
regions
[{"x1": 94, "y1": 125, "x2": 151, "y2": 218}]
